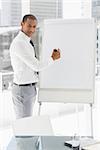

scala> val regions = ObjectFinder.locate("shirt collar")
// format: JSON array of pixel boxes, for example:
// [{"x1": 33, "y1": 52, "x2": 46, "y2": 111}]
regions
[{"x1": 19, "y1": 30, "x2": 31, "y2": 42}]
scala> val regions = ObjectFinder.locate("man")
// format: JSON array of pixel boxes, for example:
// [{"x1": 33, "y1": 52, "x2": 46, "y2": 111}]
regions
[{"x1": 10, "y1": 14, "x2": 60, "y2": 119}]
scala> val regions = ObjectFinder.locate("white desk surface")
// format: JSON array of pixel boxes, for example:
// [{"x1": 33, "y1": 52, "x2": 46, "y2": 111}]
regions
[{"x1": 7, "y1": 136, "x2": 100, "y2": 150}]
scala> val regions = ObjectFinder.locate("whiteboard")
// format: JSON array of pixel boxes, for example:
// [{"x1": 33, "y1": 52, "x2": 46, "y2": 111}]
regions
[{"x1": 38, "y1": 19, "x2": 96, "y2": 103}]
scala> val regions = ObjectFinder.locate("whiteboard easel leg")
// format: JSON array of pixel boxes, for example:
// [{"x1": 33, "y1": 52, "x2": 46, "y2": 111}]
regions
[
  {"x1": 90, "y1": 103, "x2": 93, "y2": 138},
  {"x1": 38, "y1": 102, "x2": 42, "y2": 116},
  {"x1": 75, "y1": 104, "x2": 80, "y2": 136}
]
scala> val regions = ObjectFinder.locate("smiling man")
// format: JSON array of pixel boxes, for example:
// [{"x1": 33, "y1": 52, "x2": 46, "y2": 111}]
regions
[{"x1": 10, "y1": 14, "x2": 60, "y2": 119}]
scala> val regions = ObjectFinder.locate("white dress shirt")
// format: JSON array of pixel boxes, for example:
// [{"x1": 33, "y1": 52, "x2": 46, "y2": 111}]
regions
[{"x1": 10, "y1": 31, "x2": 53, "y2": 84}]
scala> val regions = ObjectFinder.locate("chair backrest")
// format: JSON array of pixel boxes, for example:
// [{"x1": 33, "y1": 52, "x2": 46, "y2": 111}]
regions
[{"x1": 12, "y1": 116, "x2": 53, "y2": 136}]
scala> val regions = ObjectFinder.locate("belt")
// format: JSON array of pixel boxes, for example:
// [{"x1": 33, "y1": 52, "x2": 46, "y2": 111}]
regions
[{"x1": 13, "y1": 83, "x2": 36, "y2": 86}]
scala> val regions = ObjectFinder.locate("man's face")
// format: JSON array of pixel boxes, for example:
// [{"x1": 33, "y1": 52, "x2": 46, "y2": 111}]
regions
[{"x1": 21, "y1": 18, "x2": 37, "y2": 37}]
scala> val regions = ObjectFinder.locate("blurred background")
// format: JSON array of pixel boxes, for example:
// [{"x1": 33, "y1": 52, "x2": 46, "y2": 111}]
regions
[{"x1": 0, "y1": 0, "x2": 100, "y2": 139}]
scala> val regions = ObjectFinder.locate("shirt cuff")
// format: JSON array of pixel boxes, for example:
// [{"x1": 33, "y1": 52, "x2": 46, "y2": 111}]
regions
[{"x1": 49, "y1": 57, "x2": 54, "y2": 64}]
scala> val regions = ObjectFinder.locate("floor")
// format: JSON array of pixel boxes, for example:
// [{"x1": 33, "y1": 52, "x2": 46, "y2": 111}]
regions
[{"x1": 0, "y1": 79, "x2": 100, "y2": 149}]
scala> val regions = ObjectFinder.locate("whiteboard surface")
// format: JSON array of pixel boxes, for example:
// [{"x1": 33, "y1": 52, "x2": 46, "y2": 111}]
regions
[{"x1": 38, "y1": 19, "x2": 96, "y2": 103}]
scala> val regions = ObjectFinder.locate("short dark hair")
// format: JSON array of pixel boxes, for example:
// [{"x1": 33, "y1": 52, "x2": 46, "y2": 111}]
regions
[{"x1": 22, "y1": 14, "x2": 37, "y2": 23}]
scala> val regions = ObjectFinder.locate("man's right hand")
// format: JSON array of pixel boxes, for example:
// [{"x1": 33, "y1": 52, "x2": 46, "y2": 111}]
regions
[{"x1": 51, "y1": 48, "x2": 61, "y2": 60}]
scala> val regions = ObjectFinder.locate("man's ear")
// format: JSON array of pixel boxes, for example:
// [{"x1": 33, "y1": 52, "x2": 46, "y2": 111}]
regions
[{"x1": 21, "y1": 22, "x2": 23, "y2": 26}]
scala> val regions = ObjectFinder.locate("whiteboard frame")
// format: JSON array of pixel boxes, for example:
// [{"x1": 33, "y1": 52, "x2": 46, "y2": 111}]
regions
[
  {"x1": 38, "y1": 19, "x2": 96, "y2": 104},
  {"x1": 38, "y1": 89, "x2": 94, "y2": 103}
]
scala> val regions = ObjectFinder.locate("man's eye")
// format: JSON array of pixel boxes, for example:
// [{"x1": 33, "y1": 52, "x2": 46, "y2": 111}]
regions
[{"x1": 33, "y1": 26, "x2": 36, "y2": 28}]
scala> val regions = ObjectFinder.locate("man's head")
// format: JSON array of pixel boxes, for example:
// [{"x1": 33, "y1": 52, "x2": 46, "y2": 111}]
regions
[{"x1": 21, "y1": 14, "x2": 37, "y2": 37}]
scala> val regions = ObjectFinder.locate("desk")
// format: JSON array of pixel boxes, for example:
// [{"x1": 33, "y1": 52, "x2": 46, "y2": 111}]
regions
[
  {"x1": 7, "y1": 136, "x2": 99, "y2": 150},
  {"x1": 7, "y1": 136, "x2": 72, "y2": 150}
]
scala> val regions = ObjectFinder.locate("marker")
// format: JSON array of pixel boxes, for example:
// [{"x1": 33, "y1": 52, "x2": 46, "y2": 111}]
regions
[{"x1": 54, "y1": 49, "x2": 58, "y2": 52}]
